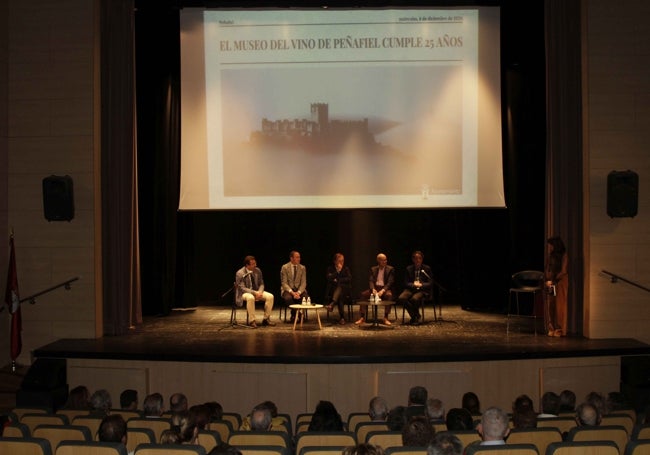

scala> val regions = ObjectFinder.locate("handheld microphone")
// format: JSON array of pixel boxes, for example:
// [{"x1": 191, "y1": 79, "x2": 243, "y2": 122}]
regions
[{"x1": 420, "y1": 269, "x2": 431, "y2": 280}]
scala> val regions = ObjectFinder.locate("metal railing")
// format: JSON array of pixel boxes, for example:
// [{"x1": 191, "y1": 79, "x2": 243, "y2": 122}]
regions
[
  {"x1": 20, "y1": 276, "x2": 80, "y2": 305},
  {"x1": 601, "y1": 270, "x2": 650, "y2": 294}
]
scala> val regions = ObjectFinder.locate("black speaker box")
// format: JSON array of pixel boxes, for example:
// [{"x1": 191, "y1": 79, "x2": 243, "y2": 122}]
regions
[
  {"x1": 621, "y1": 355, "x2": 650, "y2": 412},
  {"x1": 42, "y1": 175, "x2": 74, "y2": 221},
  {"x1": 16, "y1": 358, "x2": 68, "y2": 411},
  {"x1": 607, "y1": 170, "x2": 638, "y2": 218}
]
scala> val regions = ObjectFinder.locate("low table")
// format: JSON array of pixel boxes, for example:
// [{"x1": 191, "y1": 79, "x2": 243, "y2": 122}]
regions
[
  {"x1": 364, "y1": 300, "x2": 395, "y2": 328},
  {"x1": 289, "y1": 303, "x2": 323, "y2": 330}
]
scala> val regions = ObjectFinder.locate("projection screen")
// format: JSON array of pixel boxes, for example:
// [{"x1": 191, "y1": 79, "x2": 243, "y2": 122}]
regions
[{"x1": 179, "y1": 7, "x2": 504, "y2": 210}]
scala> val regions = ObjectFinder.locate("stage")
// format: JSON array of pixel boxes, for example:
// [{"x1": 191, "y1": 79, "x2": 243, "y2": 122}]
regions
[{"x1": 33, "y1": 304, "x2": 650, "y2": 364}]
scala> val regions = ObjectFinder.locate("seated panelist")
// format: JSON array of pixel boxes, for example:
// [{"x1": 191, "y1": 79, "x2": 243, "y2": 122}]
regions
[{"x1": 236, "y1": 255, "x2": 275, "y2": 328}]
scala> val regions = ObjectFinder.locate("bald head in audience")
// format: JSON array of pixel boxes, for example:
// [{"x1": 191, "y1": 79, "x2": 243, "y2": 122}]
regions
[{"x1": 576, "y1": 402, "x2": 601, "y2": 426}]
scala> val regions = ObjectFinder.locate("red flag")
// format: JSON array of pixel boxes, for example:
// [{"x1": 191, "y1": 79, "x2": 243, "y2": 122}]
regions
[{"x1": 5, "y1": 234, "x2": 22, "y2": 361}]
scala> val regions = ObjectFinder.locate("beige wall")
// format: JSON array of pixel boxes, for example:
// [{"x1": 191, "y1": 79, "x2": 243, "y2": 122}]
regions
[
  {"x1": 68, "y1": 355, "x2": 621, "y2": 422},
  {"x1": 586, "y1": 0, "x2": 650, "y2": 342},
  {"x1": 1, "y1": 0, "x2": 98, "y2": 367}
]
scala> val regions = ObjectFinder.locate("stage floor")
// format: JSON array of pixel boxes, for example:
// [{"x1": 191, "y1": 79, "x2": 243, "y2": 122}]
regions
[{"x1": 34, "y1": 304, "x2": 650, "y2": 364}]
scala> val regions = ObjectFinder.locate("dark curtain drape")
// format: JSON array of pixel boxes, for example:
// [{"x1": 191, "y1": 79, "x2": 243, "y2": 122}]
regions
[
  {"x1": 101, "y1": 0, "x2": 142, "y2": 334},
  {"x1": 544, "y1": 0, "x2": 584, "y2": 335}
]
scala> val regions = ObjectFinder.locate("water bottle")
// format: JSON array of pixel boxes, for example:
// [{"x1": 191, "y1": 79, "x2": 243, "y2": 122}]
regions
[
  {"x1": 307, "y1": 296, "x2": 312, "y2": 305},
  {"x1": 302, "y1": 296, "x2": 306, "y2": 305},
  {"x1": 370, "y1": 293, "x2": 375, "y2": 303}
]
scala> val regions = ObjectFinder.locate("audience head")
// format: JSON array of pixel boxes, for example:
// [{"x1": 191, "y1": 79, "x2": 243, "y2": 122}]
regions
[
  {"x1": 560, "y1": 390, "x2": 576, "y2": 412},
  {"x1": 369, "y1": 396, "x2": 389, "y2": 421},
  {"x1": 606, "y1": 392, "x2": 628, "y2": 412},
  {"x1": 259, "y1": 400, "x2": 278, "y2": 418},
  {"x1": 90, "y1": 389, "x2": 112, "y2": 416},
  {"x1": 190, "y1": 404, "x2": 212, "y2": 430},
  {"x1": 119, "y1": 389, "x2": 138, "y2": 410},
  {"x1": 428, "y1": 432, "x2": 463, "y2": 455},
  {"x1": 576, "y1": 402, "x2": 601, "y2": 426},
  {"x1": 477, "y1": 407, "x2": 510, "y2": 442},
  {"x1": 342, "y1": 443, "x2": 385, "y2": 455},
  {"x1": 512, "y1": 394, "x2": 535, "y2": 414},
  {"x1": 462, "y1": 392, "x2": 481, "y2": 415},
  {"x1": 308, "y1": 400, "x2": 343, "y2": 432},
  {"x1": 586, "y1": 392, "x2": 609, "y2": 417},
  {"x1": 541, "y1": 392, "x2": 561, "y2": 415},
  {"x1": 98, "y1": 414, "x2": 127, "y2": 444},
  {"x1": 170, "y1": 393, "x2": 188, "y2": 413},
  {"x1": 143, "y1": 392, "x2": 164, "y2": 417},
  {"x1": 160, "y1": 429, "x2": 181, "y2": 444},
  {"x1": 65, "y1": 385, "x2": 90, "y2": 410},
  {"x1": 425, "y1": 398, "x2": 445, "y2": 422},
  {"x1": 250, "y1": 403, "x2": 273, "y2": 431},
  {"x1": 402, "y1": 416, "x2": 435, "y2": 447},
  {"x1": 409, "y1": 386, "x2": 428, "y2": 406},
  {"x1": 205, "y1": 401, "x2": 224, "y2": 421},
  {"x1": 208, "y1": 442, "x2": 244, "y2": 455},
  {"x1": 171, "y1": 410, "x2": 199, "y2": 443},
  {"x1": 387, "y1": 405, "x2": 409, "y2": 431},
  {"x1": 445, "y1": 408, "x2": 474, "y2": 431},
  {"x1": 512, "y1": 409, "x2": 538, "y2": 429}
]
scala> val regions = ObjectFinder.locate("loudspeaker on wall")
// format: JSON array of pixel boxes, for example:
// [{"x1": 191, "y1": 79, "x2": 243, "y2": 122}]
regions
[
  {"x1": 607, "y1": 170, "x2": 638, "y2": 218},
  {"x1": 42, "y1": 175, "x2": 74, "y2": 221}
]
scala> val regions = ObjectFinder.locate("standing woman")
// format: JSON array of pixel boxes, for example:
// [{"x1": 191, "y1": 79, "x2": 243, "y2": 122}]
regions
[{"x1": 545, "y1": 236, "x2": 568, "y2": 337}]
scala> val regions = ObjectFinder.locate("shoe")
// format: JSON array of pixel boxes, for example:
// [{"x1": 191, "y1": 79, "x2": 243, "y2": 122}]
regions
[
  {"x1": 547, "y1": 330, "x2": 554, "y2": 337},
  {"x1": 383, "y1": 318, "x2": 392, "y2": 326},
  {"x1": 262, "y1": 319, "x2": 276, "y2": 327},
  {"x1": 339, "y1": 318, "x2": 346, "y2": 325},
  {"x1": 553, "y1": 329, "x2": 563, "y2": 337},
  {"x1": 355, "y1": 317, "x2": 365, "y2": 325},
  {"x1": 248, "y1": 321, "x2": 258, "y2": 328}
]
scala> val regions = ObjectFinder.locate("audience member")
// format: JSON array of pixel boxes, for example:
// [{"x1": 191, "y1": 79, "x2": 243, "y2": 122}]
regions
[
  {"x1": 368, "y1": 396, "x2": 389, "y2": 421},
  {"x1": 512, "y1": 409, "x2": 537, "y2": 429},
  {"x1": 240, "y1": 401, "x2": 285, "y2": 431},
  {"x1": 308, "y1": 400, "x2": 344, "y2": 431},
  {"x1": 89, "y1": 389, "x2": 113, "y2": 417},
  {"x1": 119, "y1": 389, "x2": 138, "y2": 411},
  {"x1": 462, "y1": 392, "x2": 481, "y2": 415},
  {"x1": 98, "y1": 414, "x2": 130, "y2": 453},
  {"x1": 143, "y1": 393, "x2": 165, "y2": 417},
  {"x1": 208, "y1": 442, "x2": 243, "y2": 455},
  {"x1": 406, "y1": 386, "x2": 428, "y2": 418},
  {"x1": 249, "y1": 404, "x2": 273, "y2": 431},
  {"x1": 171, "y1": 410, "x2": 199, "y2": 444},
  {"x1": 64, "y1": 385, "x2": 90, "y2": 410},
  {"x1": 402, "y1": 416, "x2": 435, "y2": 447},
  {"x1": 606, "y1": 392, "x2": 628, "y2": 412},
  {"x1": 538, "y1": 392, "x2": 561, "y2": 418},
  {"x1": 428, "y1": 432, "x2": 463, "y2": 455},
  {"x1": 170, "y1": 393, "x2": 189, "y2": 414},
  {"x1": 445, "y1": 408, "x2": 474, "y2": 431},
  {"x1": 559, "y1": 390, "x2": 576, "y2": 413},
  {"x1": 425, "y1": 398, "x2": 446, "y2": 424},
  {"x1": 576, "y1": 402, "x2": 601, "y2": 426},
  {"x1": 387, "y1": 406, "x2": 409, "y2": 431},
  {"x1": 343, "y1": 444, "x2": 385, "y2": 455},
  {"x1": 190, "y1": 404, "x2": 212, "y2": 430},
  {"x1": 585, "y1": 392, "x2": 609, "y2": 417},
  {"x1": 512, "y1": 394, "x2": 535, "y2": 414},
  {"x1": 477, "y1": 407, "x2": 509, "y2": 445},
  {"x1": 205, "y1": 401, "x2": 224, "y2": 421},
  {"x1": 160, "y1": 429, "x2": 181, "y2": 444}
]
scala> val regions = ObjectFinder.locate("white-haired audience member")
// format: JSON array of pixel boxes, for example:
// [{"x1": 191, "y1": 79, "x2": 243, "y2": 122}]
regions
[{"x1": 477, "y1": 407, "x2": 510, "y2": 445}]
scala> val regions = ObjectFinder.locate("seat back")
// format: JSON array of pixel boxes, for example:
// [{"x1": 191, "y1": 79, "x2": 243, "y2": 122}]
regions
[
  {"x1": 126, "y1": 427, "x2": 156, "y2": 454},
  {"x1": 21, "y1": 414, "x2": 69, "y2": 434},
  {"x1": 625, "y1": 440, "x2": 650, "y2": 455},
  {"x1": 134, "y1": 443, "x2": 207, "y2": 455},
  {"x1": 537, "y1": 417, "x2": 577, "y2": 434},
  {"x1": 449, "y1": 430, "x2": 482, "y2": 448},
  {"x1": 347, "y1": 413, "x2": 371, "y2": 434},
  {"x1": 632, "y1": 424, "x2": 650, "y2": 441},
  {"x1": 511, "y1": 271, "x2": 544, "y2": 290},
  {"x1": 366, "y1": 430, "x2": 402, "y2": 448},
  {"x1": 295, "y1": 431, "x2": 357, "y2": 455},
  {"x1": 110, "y1": 410, "x2": 142, "y2": 421},
  {"x1": 237, "y1": 445, "x2": 291, "y2": 455},
  {"x1": 295, "y1": 413, "x2": 313, "y2": 433},
  {"x1": 465, "y1": 443, "x2": 539, "y2": 455},
  {"x1": 32, "y1": 424, "x2": 92, "y2": 451},
  {"x1": 207, "y1": 420, "x2": 234, "y2": 443},
  {"x1": 295, "y1": 421, "x2": 311, "y2": 435},
  {"x1": 0, "y1": 436, "x2": 53, "y2": 455},
  {"x1": 277, "y1": 414, "x2": 293, "y2": 436},
  {"x1": 54, "y1": 410, "x2": 90, "y2": 423},
  {"x1": 384, "y1": 448, "x2": 429, "y2": 455},
  {"x1": 433, "y1": 423, "x2": 448, "y2": 433},
  {"x1": 126, "y1": 418, "x2": 172, "y2": 443},
  {"x1": 197, "y1": 429, "x2": 222, "y2": 453},
  {"x1": 300, "y1": 446, "x2": 350, "y2": 455},
  {"x1": 3, "y1": 422, "x2": 31, "y2": 437},
  {"x1": 601, "y1": 415, "x2": 635, "y2": 435},
  {"x1": 507, "y1": 428, "x2": 563, "y2": 455},
  {"x1": 567, "y1": 425, "x2": 629, "y2": 453},
  {"x1": 71, "y1": 416, "x2": 104, "y2": 440},
  {"x1": 228, "y1": 430, "x2": 292, "y2": 448},
  {"x1": 55, "y1": 440, "x2": 128, "y2": 455},
  {"x1": 12, "y1": 407, "x2": 52, "y2": 420},
  {"x1": 546, "y1": 441, "x2": 620, "y2": 455},
  {"x1": 355, "y1": 422, "x2": 389, "y2": 444},
  {"x1": 222, "y1": 412, "x2": 243, "y2": 430}
]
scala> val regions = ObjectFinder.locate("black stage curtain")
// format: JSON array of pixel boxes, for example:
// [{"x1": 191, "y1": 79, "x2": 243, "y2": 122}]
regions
[{"x1": 101, "y1": 0, "x2": 142, "y2": 335}]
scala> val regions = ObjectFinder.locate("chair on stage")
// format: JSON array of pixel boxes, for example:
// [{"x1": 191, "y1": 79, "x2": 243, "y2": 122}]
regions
[
  {"x1": 228, "y1": 282, "x2": 253, "y2": 328},
  {"x1": 0, "y1": 437, "x2": 52, "y2": 455},
  {"x1": 323, "y1": 283, "x2": 354, "y2": 322},
  {"x1": 507, "y1": 270, "x2": 544, "y2": 335},
  {"x1": 545, "y1": 441, "x2": 619, "y2": 455}
]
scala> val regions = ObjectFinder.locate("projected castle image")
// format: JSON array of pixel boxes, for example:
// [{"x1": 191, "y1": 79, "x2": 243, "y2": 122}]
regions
[{"x1": 250, "y1": 103, "x2": 378, "y2": 149}]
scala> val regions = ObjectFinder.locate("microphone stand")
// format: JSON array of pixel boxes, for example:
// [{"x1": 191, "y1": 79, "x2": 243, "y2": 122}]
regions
[{"x1": 218, "y1": 281, "x2": 255, "y2": 330}]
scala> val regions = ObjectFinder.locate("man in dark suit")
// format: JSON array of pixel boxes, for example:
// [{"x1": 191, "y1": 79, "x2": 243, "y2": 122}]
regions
[
  {"x1": 236, "y1": 255, "x2": 275, "y2": 328},
  {"x1": 398, "y1": 250, "x2": 433, "y2": 325},
  {"x1": 280, "y1": 250, "x2": 308, "y2": 323},
  {"x1": 356, "y1": 253, "x2": 395, "y2": 325}
]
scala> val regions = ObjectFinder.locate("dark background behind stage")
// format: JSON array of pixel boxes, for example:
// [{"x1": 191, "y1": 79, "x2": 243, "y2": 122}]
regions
[{"x1": 133, "y1": 0, "x2": 546, "y2": 316}]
